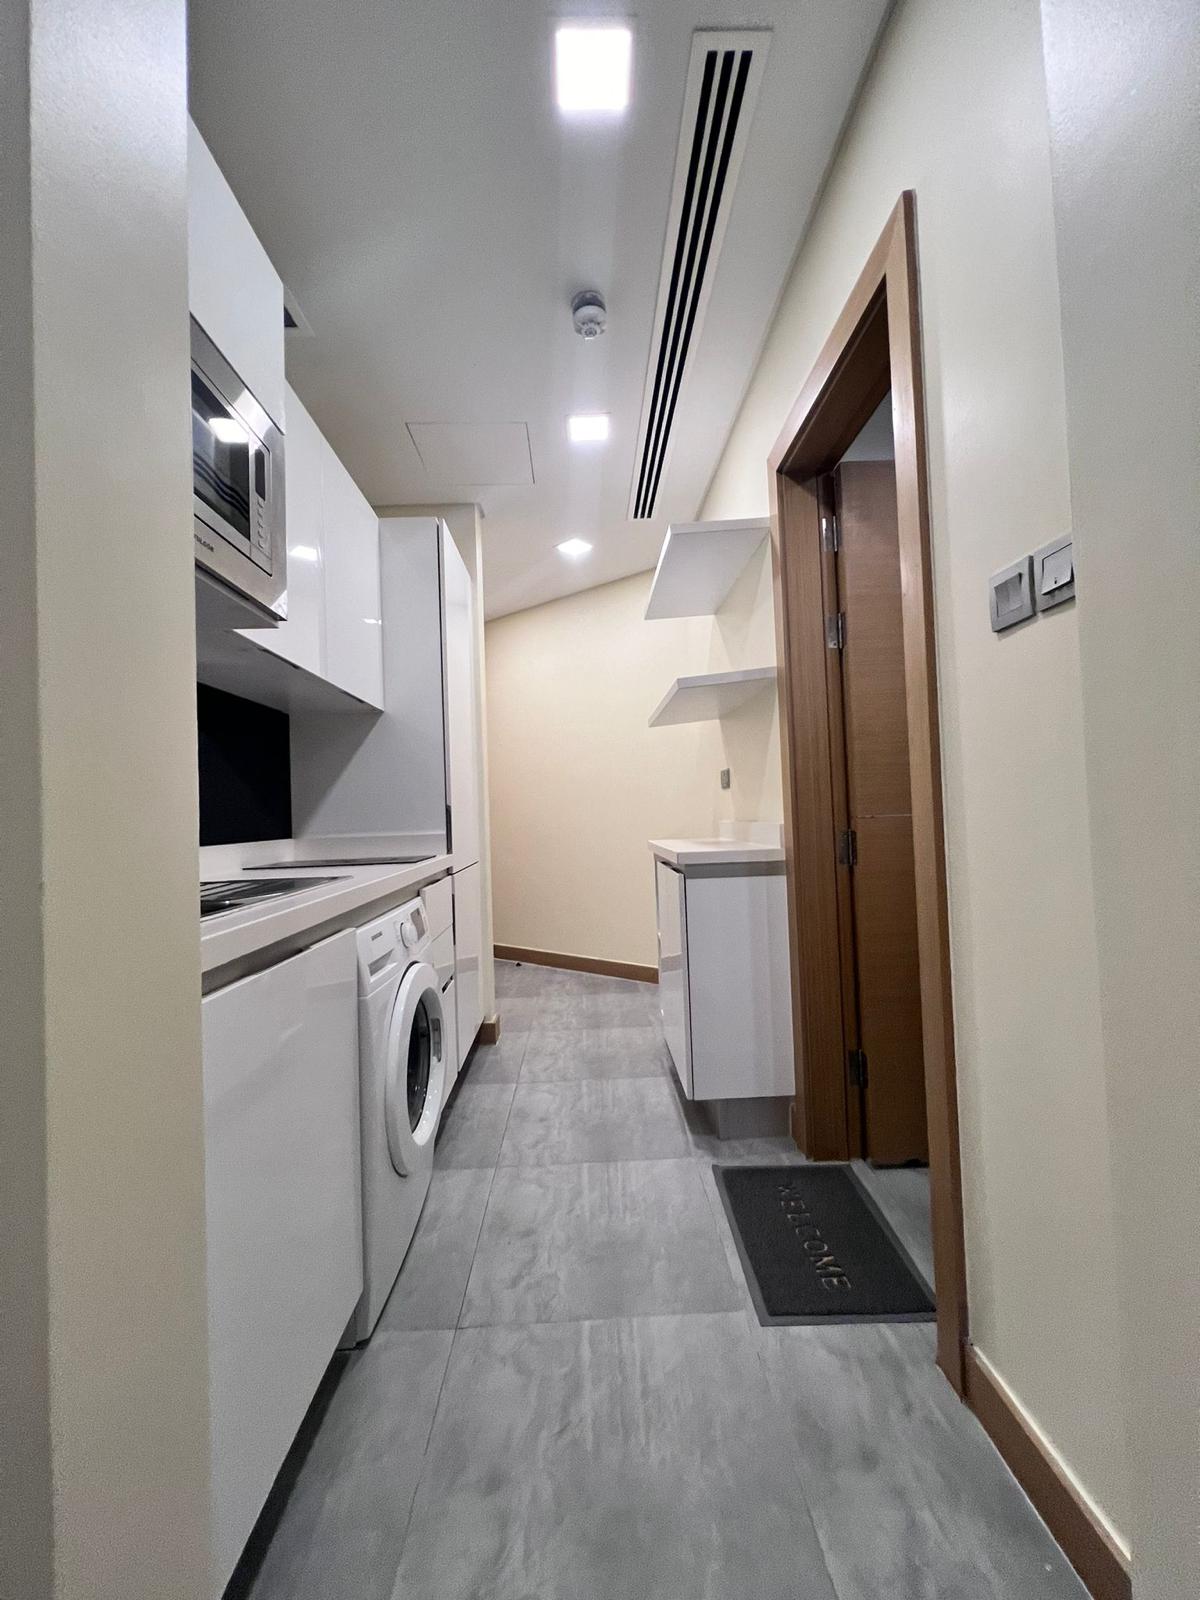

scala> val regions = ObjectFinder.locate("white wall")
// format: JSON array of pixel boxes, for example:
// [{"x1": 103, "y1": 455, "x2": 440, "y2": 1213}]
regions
[
  {"x1": 1040, "y1": 2, "x2": 1200, "y2": 1592},
  {"x1": 486, "y1": 557, "x2": 778, "y2": 968},
  {"x1": 700, "y1": 0, "x2": 1129, "y2": 1549},
  {"x1": 0, "y1": 2, "x2": 212, "y2": 1595}
]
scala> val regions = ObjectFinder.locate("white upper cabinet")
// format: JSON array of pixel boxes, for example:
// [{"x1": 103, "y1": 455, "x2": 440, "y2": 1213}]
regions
[
  {"x1": 321, "y1": 446, "x2": 383, "y2": 708},
  {"x1": 187, "y1": 120, "x2": 285, "y2": 429},
  {"x1": 442, "y1": 531, "x2": 480, "y2": 870}
]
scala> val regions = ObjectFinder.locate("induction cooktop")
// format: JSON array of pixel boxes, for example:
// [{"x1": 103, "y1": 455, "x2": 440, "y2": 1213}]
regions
[
  {"x1": 255, "y1": 855, "x2": 439, "y2": 868},
  {"x1": 200, "y1": 876, "x2": 346, "y2": 919}
]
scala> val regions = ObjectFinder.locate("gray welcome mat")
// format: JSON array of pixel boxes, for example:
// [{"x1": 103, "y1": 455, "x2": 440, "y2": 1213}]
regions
[{"x1": 713, "y1": 1164, "x2": 935, "y2": 1325}]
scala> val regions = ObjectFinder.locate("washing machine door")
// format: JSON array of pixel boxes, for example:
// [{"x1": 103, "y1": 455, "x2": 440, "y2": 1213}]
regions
[{"x1": 383, "y1": 961, "x2": 446, "y2": 1176}]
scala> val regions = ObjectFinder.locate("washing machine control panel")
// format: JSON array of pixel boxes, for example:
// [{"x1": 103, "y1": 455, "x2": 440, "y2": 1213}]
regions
[{"x1": 397, "y1": 905, "x2": 428, "y2": 950}]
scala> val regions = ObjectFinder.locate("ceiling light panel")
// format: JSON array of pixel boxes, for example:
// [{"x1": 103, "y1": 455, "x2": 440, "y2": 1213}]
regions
[
  {"x1": 555, "y1": 26, "x2": 632, "y2": 114},
  {"x1": 557, "y1": 538, "x2": 593, "y2": 558},
  {"x1": 568, "y1": 413, "x2": 610, "y2": 443}
]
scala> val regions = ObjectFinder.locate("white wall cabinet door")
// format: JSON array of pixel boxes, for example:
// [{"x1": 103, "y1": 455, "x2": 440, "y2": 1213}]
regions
[
  {"x1": 239, "y1": 383, "x2": 325, "y2": 674},
  {"x1": 201, "y1": 930, "x2": 362, "y2": 1594},
  {"x1": 187, "y1": 120, "x2": 285, "y2": 429},
  {"x1": 442, "y1": 528, "x2": 480, "y2": 870},
  {"x1": 322, "y1": 447, "x2": 383, "y2": 708},
  {"x1": 453, "y1": 862, "x2": 483, "y2": 1065},
  {"x1": 655, "y1": 860, "x2": 691, "y2": 1095}
]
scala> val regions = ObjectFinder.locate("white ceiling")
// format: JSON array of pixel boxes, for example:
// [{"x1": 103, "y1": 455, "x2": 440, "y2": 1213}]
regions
[{"x1": 188, "y1": 1, "x2": 889, "y2": 617}]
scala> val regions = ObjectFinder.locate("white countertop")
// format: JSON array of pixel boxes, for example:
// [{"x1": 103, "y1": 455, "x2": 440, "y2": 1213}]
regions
[
  {"x1": 200, "y1": 838, "x2": 451, "y2": 979},
  {"x1": 648, "y1": 837, "x2": 786, "y2": 868}
]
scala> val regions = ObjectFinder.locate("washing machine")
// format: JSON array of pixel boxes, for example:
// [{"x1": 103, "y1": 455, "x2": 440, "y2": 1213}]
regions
[{"x1": 345, "y1": 895, "x2": 447, "y2": 1344}]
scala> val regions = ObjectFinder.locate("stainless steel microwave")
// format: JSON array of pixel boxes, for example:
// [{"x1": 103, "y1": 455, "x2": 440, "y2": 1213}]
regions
[{"x1": 191, "y1": 318, "x2": 286, "y2": 622}]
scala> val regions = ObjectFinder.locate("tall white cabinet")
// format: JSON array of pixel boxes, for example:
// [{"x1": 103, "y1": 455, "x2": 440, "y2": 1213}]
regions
[{"x1": 290, "y1": 516, "x2": 486, "y2": 1060}]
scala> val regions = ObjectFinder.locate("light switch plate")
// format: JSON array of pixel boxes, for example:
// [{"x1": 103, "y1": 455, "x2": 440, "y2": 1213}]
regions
[
  {"x1": 719, "y1": 767, "x2": 731, "y2": 790},
  {"x1": 989, "y1": 556, "x2": 1035, "y2": 632},
  {"x1": 1033, "y1": 534, "x2": 1075, "y2": 611}
]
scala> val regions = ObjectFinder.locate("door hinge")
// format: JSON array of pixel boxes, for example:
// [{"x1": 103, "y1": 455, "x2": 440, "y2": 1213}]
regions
[
  {"x1": 825, "y1": 611, "x2": 845, "y2": 651},
  {"x1": 821, "y1": 512, "x2": 840, "y2": 553},
  {"x1": 848, "y1": 1048, "x2": 869, "y2": 1089},
  {"x1": 837, "y1": 828, "x2": 858, "y2": 867}
]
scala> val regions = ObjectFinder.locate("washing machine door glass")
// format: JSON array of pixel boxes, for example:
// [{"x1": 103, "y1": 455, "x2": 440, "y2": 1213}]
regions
[{"x1": 384, "y1": 961, "x2": 445, "y2": 1177}]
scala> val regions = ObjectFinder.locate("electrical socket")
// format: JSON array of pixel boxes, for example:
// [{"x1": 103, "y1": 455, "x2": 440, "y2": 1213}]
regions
[{"x1": 719, "y1": 767, "x2": 731, "y2": 790}]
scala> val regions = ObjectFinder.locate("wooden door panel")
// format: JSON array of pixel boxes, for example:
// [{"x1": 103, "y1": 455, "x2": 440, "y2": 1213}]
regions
[
  {"x1": 852, "y1": 813, "x2": 928, "y2": 1164},
  {"x1": 836, "y1": 458, "x2": 927, "y2": 1165},
  {"x1": 837, "y1": 461, "x2": 911, "y2": 819}
]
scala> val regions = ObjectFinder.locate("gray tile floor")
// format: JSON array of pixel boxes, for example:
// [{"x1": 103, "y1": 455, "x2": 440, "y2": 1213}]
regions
[{"x1": 231, "y1": 961, "x2": 1088, "y2": 1600}]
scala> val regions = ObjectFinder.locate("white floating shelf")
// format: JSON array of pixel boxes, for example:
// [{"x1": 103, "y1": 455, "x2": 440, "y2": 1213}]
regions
[
  {"x1": 649, "y1": 666, "x2": 776, "y2": 728},
  {"x1": 644, "y1": 517, "x2": 770, "y2": 620}
]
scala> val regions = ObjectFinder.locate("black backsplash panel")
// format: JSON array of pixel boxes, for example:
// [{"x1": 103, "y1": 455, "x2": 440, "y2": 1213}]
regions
[{"x1": 197, "y1": 684, "x2": 292, "y2": 846}]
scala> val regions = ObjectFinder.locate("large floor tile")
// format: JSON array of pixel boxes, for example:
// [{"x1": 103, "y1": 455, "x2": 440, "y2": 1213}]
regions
[
  {"x1": 391, "y1": 1312, "x2": 838, "y2": 1600},
  {"x1": 520, "y1": 1023, "x2": 670, "y2": 1083},
  {"x1": 751, "y1": 1322, "x2": 1089, "y2": 1600},
  {"x1": 460, "y1": 1158, "x2": 740, "y2": 1327},
  {"x1": 377, "y1": 1167, "x2": 493, "y2": 1333},
  {"x1": 852, "y1": 1161, "x2": 934, "y2": 1291},
  {"x1": 498, "y1": 1077, "x2": 692, "y2": 1166},
  {"x1": 530, "y1": 987, "x2": 658, "y2": 1027},
  {"x1": 234, "y1": 1330, "x2": 452, "y2": 1600},
  {"x1": 435, "y1": 1082, "x2": 515, "y2": 1169},
  {"x1": 465, "y1": 1032, "x2": 528, "y2": 1084}
]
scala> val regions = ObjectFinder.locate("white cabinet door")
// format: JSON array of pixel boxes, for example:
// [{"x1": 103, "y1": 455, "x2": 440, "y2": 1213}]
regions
[
  {"x1": 322, "y1": 447, "x2": 383, "y2": 708},
  {"x1": 655, "y1": 860, "x2": 691, "y2": 1095},
  {"x1": 682, "y1": 869, "x2": 795, "y2": 1102},
  {"x1": 239, "y1": 383, "x2": 325, "y2": 674},
  {"x1": 442, "y1": 529, "x2": 480, "y2": 869},
  {"x1": 453, "y1": 862, "x2": 483, "y2": 1065},
  {"x1": 202, "y1": 931, "x2": 362, "y2": 1593},
  {"x1": 187, "y1": 120, "x2": 285, "y2": 429}
]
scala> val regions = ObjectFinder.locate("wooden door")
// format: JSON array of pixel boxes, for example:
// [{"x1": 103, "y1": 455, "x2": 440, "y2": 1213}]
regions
[{"x1": 832, "y1": 460, "x2": 927, "y2": 1164}]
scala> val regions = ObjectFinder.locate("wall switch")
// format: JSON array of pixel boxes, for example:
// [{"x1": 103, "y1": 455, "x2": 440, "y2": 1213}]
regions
[
  {"x1": 719, "y1": 767, "x2": 731, "y2": 790},
  {"x1": 989, "y1": 556, "x2": 1035, "y2": 632},
  {"x1": 1032, "y1": 534, "x2": 1075, "y2": 611}
]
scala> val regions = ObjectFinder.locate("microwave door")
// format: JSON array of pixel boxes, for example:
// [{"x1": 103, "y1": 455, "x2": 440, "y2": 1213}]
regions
[{"x1": 192, "y1": 370, "x2": 255, "y2": 559}]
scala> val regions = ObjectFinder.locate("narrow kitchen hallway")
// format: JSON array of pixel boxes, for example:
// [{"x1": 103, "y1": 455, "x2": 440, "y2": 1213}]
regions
[{"x1": 231, "y1": 963, "x2": 1088, "y2": 1600}]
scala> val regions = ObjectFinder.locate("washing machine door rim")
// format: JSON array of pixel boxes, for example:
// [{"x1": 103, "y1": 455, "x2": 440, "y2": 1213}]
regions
[{"x1": 383, "y1": 960, "x2": 446, "y2": 1176}]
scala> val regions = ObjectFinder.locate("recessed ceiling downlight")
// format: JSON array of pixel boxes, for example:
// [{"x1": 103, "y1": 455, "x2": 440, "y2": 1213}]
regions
[
  {"x1": 568, "y1": 413, "x2": 610, "y2": 443},
  {"x1": 557, "y1": 538, "x2": 593, "y2": 559},
  {"x1": 555, "y1": 25, "x2": 632, "y2": 114}
]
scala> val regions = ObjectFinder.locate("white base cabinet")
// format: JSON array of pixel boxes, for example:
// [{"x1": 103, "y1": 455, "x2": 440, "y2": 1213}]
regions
[
  {"x1": 654, "y1": 861, "x2": 794, "y2": 1102},
  {"x1": 453, "y1": 861, "x2": 484, "y2": 1067},
  {"x1": 201, "y1": 931, "x2": 362, "y2": 1595}
]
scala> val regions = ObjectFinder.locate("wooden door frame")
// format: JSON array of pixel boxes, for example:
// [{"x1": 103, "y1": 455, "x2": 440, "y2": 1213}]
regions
[{"x1": 768, "y1": 193, "x2": 968, "y2": 1393}]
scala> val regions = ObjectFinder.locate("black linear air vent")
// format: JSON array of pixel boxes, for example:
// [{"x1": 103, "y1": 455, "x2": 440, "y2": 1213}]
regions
[{"x1": 630, "y1": 32, "x2": 768, "y2": 520}]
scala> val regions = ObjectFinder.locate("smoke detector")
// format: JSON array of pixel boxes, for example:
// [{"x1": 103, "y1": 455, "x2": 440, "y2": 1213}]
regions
[{"x1": 571, "y1": 290, "x2": 607, "y2": 340}]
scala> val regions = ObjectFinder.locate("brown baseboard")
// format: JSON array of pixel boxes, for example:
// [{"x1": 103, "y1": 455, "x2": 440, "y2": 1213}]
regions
[
  {"x1": 495, "y1": 943, "x2": 658, "y2": 985},
  {"x1": 964, "y1": 1348, "x2": 1130, "y2": 1600},
  {"x1": 477, "y1": 1016, "x2": 500, "y2": 1045}
]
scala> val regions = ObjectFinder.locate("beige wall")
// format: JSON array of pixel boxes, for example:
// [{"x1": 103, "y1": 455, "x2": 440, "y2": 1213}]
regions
[
  {"x1": 1, "y1": 1, "x2": 212, "y2": 1596},
  {"x1": 1041, "y1": 1, "x2": 1199, "y2": 1591},
  {"x1": 703, "y1": 0, "x2": 1128, "y2": 1548},
  {"x1": 486, "y1": 553, "x2": 780, "y2": 968}
]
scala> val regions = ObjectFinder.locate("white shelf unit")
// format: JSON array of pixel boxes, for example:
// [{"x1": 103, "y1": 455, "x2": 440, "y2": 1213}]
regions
[
  {"x1": 644, "y1": 517, "x2": 770, "y2": 619},
  {"x1": 648, "y1": 666, "x2": 776, "y2": 728}
]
